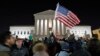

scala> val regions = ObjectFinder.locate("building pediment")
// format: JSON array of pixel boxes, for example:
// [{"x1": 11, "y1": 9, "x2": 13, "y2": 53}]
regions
[
  {"x1": 34, "y1": 9, "x2": 55, "y2": 20},
  {"x1": 34, "y1": 10, "x2": 55, "y2": 15}
]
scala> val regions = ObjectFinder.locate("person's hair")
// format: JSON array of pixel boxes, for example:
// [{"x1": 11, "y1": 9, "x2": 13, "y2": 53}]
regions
[
  {"x1": 0, "y1": 31, "x2": 11, "y2": 44},
  {"x1": 32, "y1": 42, "x2": 46, "y2": 53}
]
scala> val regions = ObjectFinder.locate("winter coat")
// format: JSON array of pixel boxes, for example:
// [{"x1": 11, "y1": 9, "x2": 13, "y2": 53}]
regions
[
  {"x1": 11, "y1": 45, "x2": 29, "y2": 56},
  {"x1": 0, "y1": 44, "x2": 11, "y2": 56}
]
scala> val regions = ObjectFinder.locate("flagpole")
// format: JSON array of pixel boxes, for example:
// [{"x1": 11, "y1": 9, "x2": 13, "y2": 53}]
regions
[
  {"x1": 54, "y1": 3, "x2": 59, "y2": 19},
  {"x1": 53, "y1": 3, "x2": 59, "y2": 36}
]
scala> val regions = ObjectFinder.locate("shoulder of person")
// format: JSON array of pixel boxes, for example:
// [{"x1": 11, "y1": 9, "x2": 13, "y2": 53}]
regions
[
  {"x1": 0, "y1": 51, "x2": 10, "y2": 56},
  {"x1": 0, "y1": 44, "x2": 10, "y2": 51}
]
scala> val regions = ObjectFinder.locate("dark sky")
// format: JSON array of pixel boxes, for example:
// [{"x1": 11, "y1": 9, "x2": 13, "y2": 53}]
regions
[{"x1": 0, "y1": 0, "x2": 100, "y2": 31}]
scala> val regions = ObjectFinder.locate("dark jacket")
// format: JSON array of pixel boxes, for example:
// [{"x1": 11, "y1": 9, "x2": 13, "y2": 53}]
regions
[
  {"x1": 70, "y1": 49, "x2": 91, "y2": 56},
  {"x1": 0, "y1": 44, "x2": 11, "y2": 56},
  {"x1": 11, "y1": 45, "x2": 29, "y2": 56}
]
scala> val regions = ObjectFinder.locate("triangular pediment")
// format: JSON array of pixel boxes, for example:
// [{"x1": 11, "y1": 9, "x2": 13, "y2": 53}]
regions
[{"x1": 34, "y1": 10, "x2": 55, "y2": 15}]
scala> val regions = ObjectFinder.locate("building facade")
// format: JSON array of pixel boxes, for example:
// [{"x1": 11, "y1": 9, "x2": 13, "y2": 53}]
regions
[
  {"x1": 10, "y1": 26, "x2": 35, "y2": 39},
  {"x1": 34, "y1": 10, "x2": 92, "y2": 38},
  {"x1": 93, "y1": 28, "x2": 100, "y2": 40},
  {"x1": 10, "y1": 10, "x2": 92, "y2": 39}
]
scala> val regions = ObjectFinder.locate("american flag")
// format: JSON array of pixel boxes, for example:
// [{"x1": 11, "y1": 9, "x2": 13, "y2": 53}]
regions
[{"x1": 55, "y1": 3, "x2": 80, "y2": 28}]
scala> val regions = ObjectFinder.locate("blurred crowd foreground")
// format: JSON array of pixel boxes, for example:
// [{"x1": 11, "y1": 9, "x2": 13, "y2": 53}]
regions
[{"x1": 0, "y1": 31, "x2": 100, "y2": 56}]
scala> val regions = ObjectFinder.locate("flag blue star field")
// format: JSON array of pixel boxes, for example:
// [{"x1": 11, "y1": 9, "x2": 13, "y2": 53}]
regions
[{"x1": 55, "y1": 3, "x2": 80, "y2": 28}]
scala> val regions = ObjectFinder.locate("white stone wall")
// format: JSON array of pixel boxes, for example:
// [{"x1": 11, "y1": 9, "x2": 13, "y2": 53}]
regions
[
  {"x1": 67, "y1": 26, "x2": 92, "y2": 37},
  {"x1": 10, "y1": 26, "x2": 35, "y2": 39}
]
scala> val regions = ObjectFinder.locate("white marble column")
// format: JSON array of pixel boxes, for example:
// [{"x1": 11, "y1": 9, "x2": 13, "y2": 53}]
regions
[
  {"x1": 61, "y1": 23, "x2": 64, "y2": 35},
  {"x1": 39, "y1": 19, "x2": 41, "y2": 35},
  {"x1": 57, "y1": 20, "x2": 60, "y2": 34},
  {"x1": 36, "y1": 19, "x2": 40, "y2": 35},
  {"x1": 43, "y1": 19, "x2": 45, "y2": 35},
  {"x1": 47, "y1": 19, "x2": 49, "y2": 35},
  {"x1": 40, "y1": 19, "x2": 43, "y2": 35},
  {"x1": 44, "y1": 19, "x2": 47, "y2": 35},
  {"x1": 53, "y1": 19, "x2": 56, "y2": 34}
]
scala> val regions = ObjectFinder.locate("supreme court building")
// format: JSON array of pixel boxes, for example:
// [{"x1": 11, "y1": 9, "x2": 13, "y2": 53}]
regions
[
  {"x1": 10, "y1": 10, "x2": 92, "y2": 39},
  {"x1": 34, "y1": 10, "x2": 92, "y2": 38}
]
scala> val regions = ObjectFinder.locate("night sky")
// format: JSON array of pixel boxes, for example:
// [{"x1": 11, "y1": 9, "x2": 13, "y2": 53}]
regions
[{"x1": 0, "y1": 0, "x2": 100, "y2": 31}]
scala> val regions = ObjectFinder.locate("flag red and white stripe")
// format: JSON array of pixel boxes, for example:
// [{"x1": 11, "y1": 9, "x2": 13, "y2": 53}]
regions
[{"x1": 55, "y1": 3, "x2": 80, "y2": 28}]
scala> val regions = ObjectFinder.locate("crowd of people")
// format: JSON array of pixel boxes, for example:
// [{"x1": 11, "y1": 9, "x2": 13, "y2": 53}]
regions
[{"x1": 0, "y1": 31, "x2": 100, "y2": 56}]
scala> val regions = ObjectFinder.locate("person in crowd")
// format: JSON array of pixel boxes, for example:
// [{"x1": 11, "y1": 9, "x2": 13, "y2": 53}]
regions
[
  {"x1": 48, "y1": 32, "x2": 56, "y2": 44},
  {"x1": 55, "y1": 41, "x2": 70, "y2": 56},
  {"x1": 44, "y1": 37, "x2": 48, "y2": 43},
  {"x1": 11, "y1": 38, "x2": 29, "y2": 56},
  {"x1": 78, "y1": 37, "x2": 88, "y2": 49},
  {"x1": 70, "y1": 40, "x2": 91, "y2": 56},
  {"x1": 23, "y1": 38, "x2": 29, "y2": 48},
  {"x1": 67, "y1": 34, "x2": 77, "y2": 52},
  {"x1": 32, "y1": 42, "x2": 49, "y2": 56},
  {"x1": 54, "y1": 42, "x2": 61, "y2": 55},
  {"x1": 46, "y1": 42, "x2": 60, "y2": 56},
  {"x1": 0, "y1": 31, "x2": 16, "y2": 56},
  {"x1": 88, "y1": 34, "x2": 100, "y2": 56}
]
